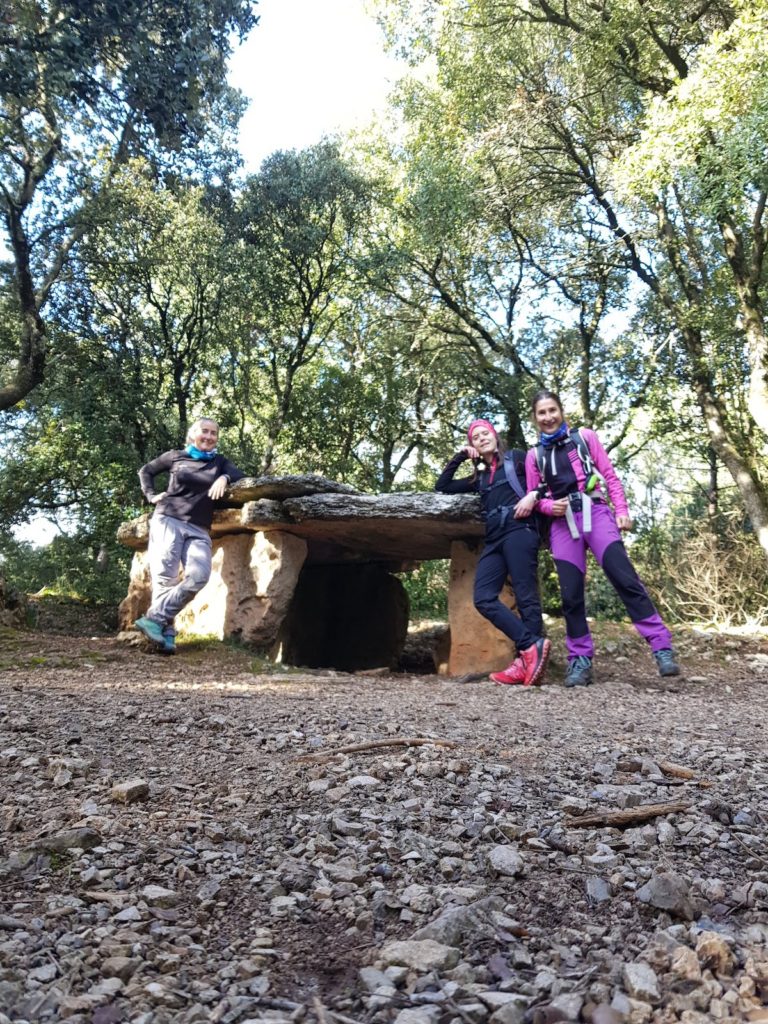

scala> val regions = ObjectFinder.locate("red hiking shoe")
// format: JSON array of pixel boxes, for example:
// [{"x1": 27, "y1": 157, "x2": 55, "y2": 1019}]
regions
[
  {"x1": 519, "y1": 638, "x2": 551, "y2": 686},
  {"x1": 490, "y1": 658, "x2": 525, "y2": 686}
]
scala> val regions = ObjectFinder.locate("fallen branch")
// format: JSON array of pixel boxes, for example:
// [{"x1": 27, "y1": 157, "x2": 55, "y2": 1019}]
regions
[
  {"x1": 565, "y1": 801, "x2": 690, "y2": 829},
  {"x1": 328, "y1": 1011, "x2": 366, "y2": 1024},
  {"x1": 728, "y1": 829, "x2": 768, "y2": 869},
  {"x1": 313, "y1": 996, "x2": 330, "y2": 1024},
  {"x1": 251, "y1": 998, "x2": 303, "y2": 1012},
  {"x1": 296, "y1": 737, "x2": 460, "y2": 764},
  {"x1": 658, "y1": 760, "x2": 695, "y2": 779},
  {"x1": 658, "y1": 760, "x2": 712, "y2": 788}
]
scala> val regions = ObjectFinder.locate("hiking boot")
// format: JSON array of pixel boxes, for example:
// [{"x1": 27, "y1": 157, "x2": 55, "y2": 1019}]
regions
[
  {"x1": 134, "y1": 616, "x2": 165, "y2": 647},
  {"x1": 654, "y1": 649, "x2": 680, "y2": 677},
  {"x1": 565, "y1": 655, "x2": 593, "y2": 687},
  {"x1": 519, "y1": 638, "x2": 551, "y2": 687},
  {"x1": 490, "y1": 658, "x2": 525, "y2": 686},
  {"x1": 161, "y1": 633, "x2": 177, "y2": 656}
]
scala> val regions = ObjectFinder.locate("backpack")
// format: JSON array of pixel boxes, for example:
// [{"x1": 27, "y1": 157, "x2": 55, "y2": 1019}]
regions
[{"x1": 535, "y1": 428, "x2": 603, "y2": 494}]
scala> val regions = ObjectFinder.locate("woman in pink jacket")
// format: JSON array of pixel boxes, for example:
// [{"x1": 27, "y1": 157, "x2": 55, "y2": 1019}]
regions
[{"x1": 518, "y1": 390, "x2": 679, "y2": 687}]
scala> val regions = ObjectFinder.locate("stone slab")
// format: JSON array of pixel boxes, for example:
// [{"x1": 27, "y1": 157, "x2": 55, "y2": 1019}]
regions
[{"x1": 229, "y1": 474, "x2": 359, "y2": 501}]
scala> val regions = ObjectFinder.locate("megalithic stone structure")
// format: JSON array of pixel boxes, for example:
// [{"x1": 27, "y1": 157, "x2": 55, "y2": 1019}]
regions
[{"x1": 117, "y1": 475, "x2": 520, "y2": 675}]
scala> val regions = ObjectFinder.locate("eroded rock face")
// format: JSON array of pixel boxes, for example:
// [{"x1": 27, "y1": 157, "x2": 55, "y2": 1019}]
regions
[
  {"x1": 117, "y1": 550, "x2": 152, "y2": 627},
  {"x1": 229, "y1": 474, "x2": 360, "y2": 501},
  {"x1": 118, "y1": 532, "x2": 308, "y2": 647},
  {"x1": 176, "y1": 531, "x2": 308, "y2": 645}
]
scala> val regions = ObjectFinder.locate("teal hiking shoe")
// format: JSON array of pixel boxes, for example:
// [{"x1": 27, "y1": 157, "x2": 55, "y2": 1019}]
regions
[
  {"x1": 654, "y1": 649, "x2": 680, "y2": 677},
  {"x1": 161, "y1": 633, "x2": 177, "y2": 655},
  {"x1": 565, "y1": 655, "x2": 593, "y2": 687},
  {"x1": 134, "y1": 616, "x2": 165, "y2": 647}
]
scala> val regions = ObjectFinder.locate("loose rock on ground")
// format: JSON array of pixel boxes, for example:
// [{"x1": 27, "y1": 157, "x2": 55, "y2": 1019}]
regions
[{"x1": 0, "y1": 618, "x2": 767, "y2": 1024}]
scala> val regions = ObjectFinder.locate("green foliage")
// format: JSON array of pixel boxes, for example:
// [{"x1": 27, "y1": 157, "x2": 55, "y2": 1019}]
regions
[
  {"x1": 618, "y1": 2, "x2": 768, "y2": 211},
  {"x1": 399, "y1": 561, "x2": 449, "y2": 620},
  {"x1": 230, "y1": 142, "x2": 375, "y2": 473},
  {"x1": 537, "y1": 547, "x2": 563, "y2": 619},
  {"x1": 0, "y1": 535, "x2": 130, "y2": 606},
  {"x1": 630, "y1": 493, "x2": 768, "y2": 628},
  {"x1": 0, "y1": 0, "x2": 257, "y2": 410}
]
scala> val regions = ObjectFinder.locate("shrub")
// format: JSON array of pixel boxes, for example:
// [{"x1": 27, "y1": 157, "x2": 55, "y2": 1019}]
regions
[{"x1": 400, "y1": 560, "x2": 449, "y2": 620}]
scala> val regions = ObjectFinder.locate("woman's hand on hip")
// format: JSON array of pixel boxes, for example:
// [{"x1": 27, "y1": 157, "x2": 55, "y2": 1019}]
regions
[
  {"x1": 208, "y1": 475, "x2": 229, "y2": 500},
  {"x1": 150, "y1": 492, "x2": 166, "y2": 505}
]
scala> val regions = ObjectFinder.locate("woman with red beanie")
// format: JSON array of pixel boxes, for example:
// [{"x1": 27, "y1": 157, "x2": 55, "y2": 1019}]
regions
[{"x1": 435, "y1": 419, "x2": 550, "y2": 686}]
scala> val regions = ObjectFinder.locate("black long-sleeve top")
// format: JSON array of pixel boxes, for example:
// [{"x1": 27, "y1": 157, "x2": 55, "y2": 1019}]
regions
[
  {"x1": 138, "y1": 450, "x2": 245, "y2": 530},
  {"x1": 435, "y1": 448, "x2": 534, "y2": 545}
]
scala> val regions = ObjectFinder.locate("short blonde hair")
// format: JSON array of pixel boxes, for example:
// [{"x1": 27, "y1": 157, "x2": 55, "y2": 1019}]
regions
[{"x1": 186, "y1": 418, "x2": 219, "y2": 444}]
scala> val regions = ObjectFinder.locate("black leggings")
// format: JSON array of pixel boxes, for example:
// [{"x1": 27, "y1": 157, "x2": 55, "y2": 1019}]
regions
[{"x1": 473, "y1": 527, "x2": 543, "y2": 653}]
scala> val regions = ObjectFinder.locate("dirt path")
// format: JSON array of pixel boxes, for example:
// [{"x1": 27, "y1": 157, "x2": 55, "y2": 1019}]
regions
[{"x1": 1, "y1": 620, "x2": 767, "y2": 1023}]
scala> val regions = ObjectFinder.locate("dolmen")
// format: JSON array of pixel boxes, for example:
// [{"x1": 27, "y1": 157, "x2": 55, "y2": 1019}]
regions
[{"x1": 117, "y1": 475, "x2": 520, "y2": 676}]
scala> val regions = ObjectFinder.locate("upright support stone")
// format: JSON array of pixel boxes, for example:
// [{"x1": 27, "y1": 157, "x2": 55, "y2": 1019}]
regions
[
  {"x1": 175, "y1": 532, "x2": 308, "y2": 644},
  {"x1": 118, "y1": 551, "x2": 151, "y2": 629},
  {"x1": 118, "y1": 532, "x2": 308, "y2": 648},
  {"x1": 445, "y1": 540, "x2": 517, "y2": 676}
]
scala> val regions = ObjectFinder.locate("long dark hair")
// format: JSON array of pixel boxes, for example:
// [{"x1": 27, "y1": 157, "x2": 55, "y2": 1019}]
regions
[{"x1": 471, "y1": 436, "x2": 507, "y2": 482}]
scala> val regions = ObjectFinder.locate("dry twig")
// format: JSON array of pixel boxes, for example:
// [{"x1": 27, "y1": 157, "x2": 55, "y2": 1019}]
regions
[
  {"x1": 658, "y1": 760, "x2": 696, "y2": 779},
  {"x1": 313, "y1": 996, "x2": 330, "y2": 1024},
  {"x1": 565, "y1": 801, "x2": 690, "y2": 829},
  {"x1": 656, "y1": 760, "x2": 712, "y2": 788},
  {"x1": 296, "y1": 737, "x2": 460, "y2": 764}
]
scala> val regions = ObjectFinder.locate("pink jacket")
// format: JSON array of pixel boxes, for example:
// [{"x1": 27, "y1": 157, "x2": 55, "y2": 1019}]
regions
[{"x1": 524, "y1": 428, "x2": 629, "y2": 519}]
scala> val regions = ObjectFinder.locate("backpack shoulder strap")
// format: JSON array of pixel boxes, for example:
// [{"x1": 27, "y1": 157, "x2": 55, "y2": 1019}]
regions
[
  {"x1": 503, "y1": 451, "x2": 526, "y2": 500},
  {"x1": 568, "y1": 428, "x2": 593, "y2": 474},
  {"x1": 535, "y1": 443, "x2": 546, "y2": 478}
]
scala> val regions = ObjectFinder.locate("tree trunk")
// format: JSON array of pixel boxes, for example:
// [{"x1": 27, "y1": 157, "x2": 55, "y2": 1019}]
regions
[
  {"x1": 707, "y1": 446, "x2": 718, "y2": 525},
  {"x1": 718, "y1": 211, "x2": 768, "y2": 441},
  {"x1": 0, "y1": 313, "x2": 46, "y2": 410},
  {"x1": 684, "y1": 338, "x2": 768, "y2": 558},
  {"x1": 1, "y1": 204, "x2": 47, "y2": 410}
]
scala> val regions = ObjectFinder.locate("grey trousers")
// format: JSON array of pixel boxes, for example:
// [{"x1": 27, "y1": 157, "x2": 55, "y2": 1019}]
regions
[{"x1": 147, "y1": 514, "x2": 212, "y2": 634}]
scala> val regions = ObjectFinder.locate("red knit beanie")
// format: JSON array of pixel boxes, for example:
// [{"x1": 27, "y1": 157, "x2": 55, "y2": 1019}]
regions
[{"x1": 467, "y1": 419, "x2": 498, "y2": 445}]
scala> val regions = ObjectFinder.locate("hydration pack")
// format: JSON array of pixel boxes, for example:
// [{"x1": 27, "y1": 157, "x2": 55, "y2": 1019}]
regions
[{"x1": 535, "y1": 428, "x2": 602, "y2": 493}]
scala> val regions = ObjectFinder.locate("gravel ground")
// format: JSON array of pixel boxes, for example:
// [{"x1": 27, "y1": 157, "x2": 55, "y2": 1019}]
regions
[{"x1": 1, "y1": 617, "x2": 767, "y2": 1024}]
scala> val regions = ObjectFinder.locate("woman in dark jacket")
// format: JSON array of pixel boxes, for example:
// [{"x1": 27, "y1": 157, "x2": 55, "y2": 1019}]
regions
[
  {"x1": 436, "y1": 419, "x2": 550, "y2": 686},
  {"x1": 134, "y1": 417, "x2": 244, "y2": 654}
]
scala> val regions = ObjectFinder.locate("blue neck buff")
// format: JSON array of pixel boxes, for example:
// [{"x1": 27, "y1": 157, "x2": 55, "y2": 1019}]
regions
[
  {"x1": 539, "y1": 422, "x2": 570, "y2": 448},
  {"x1": 186, "y1": 444, "x2": 217, "y2": 461}
]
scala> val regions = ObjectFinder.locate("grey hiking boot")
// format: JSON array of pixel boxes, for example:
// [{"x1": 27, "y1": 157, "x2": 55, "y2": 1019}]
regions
[
  {"x1": 565, "y1": 655, "x2": 593, "y2": 687},
  {"x1": 654, "y1": 649, "x2": 680, "y2": 677}
]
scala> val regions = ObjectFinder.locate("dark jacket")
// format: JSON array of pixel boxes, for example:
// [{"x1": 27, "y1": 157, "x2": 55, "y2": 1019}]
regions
[
  {"x1": 139, "y1": 450, "x2": 245, "y2": 530},
  {"x1": 435, "y1": 448, "x2": 536, "y2": 545}
]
